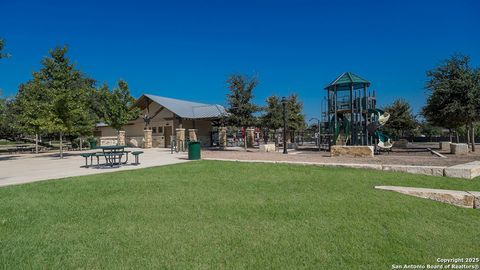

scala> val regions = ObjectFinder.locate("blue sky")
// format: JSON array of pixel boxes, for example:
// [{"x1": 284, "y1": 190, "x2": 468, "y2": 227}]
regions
[{"x1": 1, "y1": 0, "x2": 479, "y2": 120}]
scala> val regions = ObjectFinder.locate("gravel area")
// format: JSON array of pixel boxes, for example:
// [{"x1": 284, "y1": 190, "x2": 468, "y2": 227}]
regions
[{"x1": 203, "y1": 143, "x2": 480, "y2": 167}]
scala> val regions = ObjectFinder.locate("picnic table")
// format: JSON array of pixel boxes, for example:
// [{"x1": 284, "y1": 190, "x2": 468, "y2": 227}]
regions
[
  {"x1": 94, "y1": 145, "x2": 129, "y2": 167},
  {"x1": 80, "y1": 146, "x2": 145, "y2": 168}
]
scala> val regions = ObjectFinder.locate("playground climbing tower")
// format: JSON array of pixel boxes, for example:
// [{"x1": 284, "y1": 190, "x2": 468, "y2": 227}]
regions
[{"x1": 322, "y1": 72, "x2": 392, "y2": 149}]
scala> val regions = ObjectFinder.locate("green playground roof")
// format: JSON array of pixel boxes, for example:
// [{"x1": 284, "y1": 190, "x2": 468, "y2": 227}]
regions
[{"x1": 324, "y1": 72, "x2": 370, "y2": 91}]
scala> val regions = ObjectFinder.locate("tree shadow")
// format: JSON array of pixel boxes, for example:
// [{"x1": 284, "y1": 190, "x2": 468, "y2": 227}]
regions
[{"x1": 0, "y1": 155, "x2": 21, "y2": 161}]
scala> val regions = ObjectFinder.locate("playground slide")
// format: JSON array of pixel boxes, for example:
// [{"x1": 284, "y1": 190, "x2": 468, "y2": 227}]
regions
[{"x1": 369, "y1": 109, "x2": 393, "y2": 149}]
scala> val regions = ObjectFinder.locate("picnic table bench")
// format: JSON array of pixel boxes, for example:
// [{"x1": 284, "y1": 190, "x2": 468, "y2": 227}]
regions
[
  {"x1": 131, "y1": 151, "x2": 144, "y2": 165},
  {"x1": 80, "y1": 146, "x2": 144, "y2": 168}
]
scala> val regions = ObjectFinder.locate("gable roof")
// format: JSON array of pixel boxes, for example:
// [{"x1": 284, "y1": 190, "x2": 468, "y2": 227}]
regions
[
  {"x1": 324, "y1": 72, "x2": 370, "y2": 91},
  {"x1": 142, "y1": 94, "x2": 227, "y2": 119}
]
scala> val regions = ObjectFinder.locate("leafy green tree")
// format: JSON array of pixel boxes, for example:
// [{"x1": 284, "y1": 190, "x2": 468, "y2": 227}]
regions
[
  {"x1": 418, "y1": 121, "x2": 442, "y2": 142},
  {"x1": 261, "y1": 95, "x2": 282, "y2": 130},
  {"x1": 0, "y1": 39, "x2": 10, "y2": 59},
  {"x1": 0, "y1": 96, "x2": 18, "y2": 140},
  {"x1": 383, "y1": 99, "x2": 417, "y2": 139},
  {"x1": 260, "y1": 95, "x2": 282, "y2": 142},
  {"x1": 423, "y1": 54, "x2": 479, "y2": 151},
  {"x1": 286, "y1": 93, "x2": 306, "y2": 136},
  {"x1": 259, "y1": 94, "x2": 305, "y2": 143},
  {"x1": 97, "y1": 80, "x2": 140, "y2": 137},
  {"x1": 0, "y1": 39, "x2": 11, "y2": 137},
  {"x1": 226, "y1": 74, "x2": 260, "y2": 148},
  {"x1": 11, "y1": 82, "x2": 53, "y2": 153},
  {"x1": 26, "y1": 46, "x2": 96, "y2": 157},
  {"x1": 226, "y1": 74, "x2": 259, "y2": 127}
]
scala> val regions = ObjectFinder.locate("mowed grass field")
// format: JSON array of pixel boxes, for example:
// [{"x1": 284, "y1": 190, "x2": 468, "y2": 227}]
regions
[{"x1": 0, "y1": 160, "x2": 479, "y2": 269}]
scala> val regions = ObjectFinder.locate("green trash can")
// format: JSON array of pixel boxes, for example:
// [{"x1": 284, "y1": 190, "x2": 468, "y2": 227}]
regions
[
  {"x1": 188, "y1": 141, "x2": 201, "y2": 160},
  {"x1": 89, "y1": 140, "x2": 97, "y2": 149}
]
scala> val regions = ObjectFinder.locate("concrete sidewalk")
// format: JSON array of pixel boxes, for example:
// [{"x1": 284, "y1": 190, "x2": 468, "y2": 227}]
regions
[{"x1": 0, "y1": 148, "x2": 189, "y2": 187}]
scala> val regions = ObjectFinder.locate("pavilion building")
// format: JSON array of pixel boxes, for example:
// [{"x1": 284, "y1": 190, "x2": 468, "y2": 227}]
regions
[{"x1": 94, "y1": 94, "x2": 227, "y2": 148}]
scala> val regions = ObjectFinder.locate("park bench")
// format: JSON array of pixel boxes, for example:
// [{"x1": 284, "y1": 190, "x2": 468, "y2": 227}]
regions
[{"x1": 131, "y1": 151, "x2": 144, "y2": 165}]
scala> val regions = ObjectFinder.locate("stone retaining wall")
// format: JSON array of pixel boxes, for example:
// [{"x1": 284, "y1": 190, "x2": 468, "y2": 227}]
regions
[
  {"x1": 202, "y1": 158, "x2": 480, "y2": 180},
  {"x1": 331, "y1": 146, "x2": 374, "y2": 158}
]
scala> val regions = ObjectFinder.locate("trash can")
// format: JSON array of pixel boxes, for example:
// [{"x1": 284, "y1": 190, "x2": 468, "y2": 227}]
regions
[
  {"x1": 188, "y1": 141, "x2": 201, "y2": 160},
  {"x1": 89, "y1": 140, "x2": 97, "y2": 149}
]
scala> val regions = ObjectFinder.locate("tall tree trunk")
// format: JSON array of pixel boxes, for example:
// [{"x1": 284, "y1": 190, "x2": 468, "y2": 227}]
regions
[
  {"x1": 35, "y1": 133, "x2": 39, "y2": 154},
  {"x1": 466, "y1": 124, "x2": 470, "y2": 146},
  {"x1": 243, "y1": 127, "x2": 247, "y2": 151},
  {"x1": 59, "y1": 132, "x2": 63, "y2": 159},
  {"x1": 456, "y1": 131, "x2": 459, "y2": 143},
  {"x1": 449, "y1": 129, "x2": 452, "y2": 142},
  {"x1": 80, "y1": 137, "x2": 83, "y2": 151},
  {"x1": 470, "y1": 123, "x2": 475, "y2": 152}
]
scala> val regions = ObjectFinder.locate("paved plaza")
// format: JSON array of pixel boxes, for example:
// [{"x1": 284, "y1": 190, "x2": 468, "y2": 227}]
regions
[{"x1": 0, "y1": 148, "x2": 189, "y2": 187}]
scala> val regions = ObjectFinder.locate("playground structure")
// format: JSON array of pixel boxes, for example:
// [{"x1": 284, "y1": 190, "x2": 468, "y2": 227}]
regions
[{"x1": 320, "y1": 72, "x2": 392, "y2": 151}]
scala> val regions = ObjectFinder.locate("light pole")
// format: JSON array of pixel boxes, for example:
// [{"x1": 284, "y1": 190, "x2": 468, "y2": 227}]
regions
[
  {"x1": 282, "y1": 97, "x2": 288, "y2": 154},
  {"x1": 309, "y1": 118, "x2": 320, "y2": 150}
]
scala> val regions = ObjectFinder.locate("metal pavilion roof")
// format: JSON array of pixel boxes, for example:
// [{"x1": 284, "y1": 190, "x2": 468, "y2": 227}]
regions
[
  {"x1": 143, "y1": 94, "x2": 227, "y2": 119},
  {"x1": 324, "y1": 72, "x2": 370, "y2": 91}
]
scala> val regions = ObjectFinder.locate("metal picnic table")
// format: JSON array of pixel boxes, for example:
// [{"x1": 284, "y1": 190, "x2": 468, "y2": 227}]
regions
[
  {"x1": 80, "y1": 146, "x2": 145, "y2": 168},
  {"x1": 93, "y1": 145, "x2": 130, "y2": 167}
]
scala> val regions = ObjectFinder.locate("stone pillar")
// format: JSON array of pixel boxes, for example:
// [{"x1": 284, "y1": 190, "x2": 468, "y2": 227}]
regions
[
  {"x1": 246, "y1": 128, "x2": 255, "y2": 148},
  {"x1": 439, "y1": 141, "x2": 451, "y2": 150},
  {"x1": 219, "y1": 127, "x2": 227, "y2": 149},
  {"x1": 144, "y1": 129, "x2": 152, "y2": 148},
  {"x1": 450, "y1": 143, "x2": 468, "y2": 155},
  {"x1": 117, "y1": 130, "x2": 126, "y2": 146},
  {"x1": 188, "y1": 129, "x2": 197, "y2": 142},
  {"x1": 176, "y1": 128, "x2": 185, "y2": 142},
  {"x1": 176, "y1": 128, "x2": 185, "y2": 151}
]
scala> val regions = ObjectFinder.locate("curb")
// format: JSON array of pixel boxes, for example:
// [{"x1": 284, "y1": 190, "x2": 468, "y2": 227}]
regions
[{"x1": 202, "y1": 158, "x2": 479, "y2": 180}]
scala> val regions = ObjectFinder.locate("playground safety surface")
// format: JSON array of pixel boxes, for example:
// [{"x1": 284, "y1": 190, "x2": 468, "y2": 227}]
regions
[{"x1": 203, "y1": 142, "x2": 480, "y2": 167}]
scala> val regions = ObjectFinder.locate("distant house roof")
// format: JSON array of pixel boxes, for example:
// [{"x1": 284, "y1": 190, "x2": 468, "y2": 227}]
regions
[
  {"x1": 95, "y1": 122, "x2": 109, "y2": 127},
  {"x1": 324, "y1": 72, "x2": 370, "y2": 91},
  {"x1": 141, "y1": 94, "x2": 227, "y2": 119}
]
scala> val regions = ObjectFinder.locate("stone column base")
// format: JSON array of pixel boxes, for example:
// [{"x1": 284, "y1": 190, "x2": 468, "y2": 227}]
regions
[
  {"x1": 144, "y1": 129, "x2": 152, "y2": 148},
  {"x1": 188, "y1": 129, "x2": 197, "y2": 142},
  {"x1": 117, "y1": 130, "x2": 126, "y2": 146},
  {"x1": 219, "y1": 127, "x2": 227, "y2": 149},
  {"x1": 246, "y1": 128, "x2": 255, "y2": 148},
  {"x1": 450, "y1": 143, "x2": 468, "y2": 155}
]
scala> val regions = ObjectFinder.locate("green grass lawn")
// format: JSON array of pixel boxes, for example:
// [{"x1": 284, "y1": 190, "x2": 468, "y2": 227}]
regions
[{"x1": 1, "y1": 161, "x2": 479, "y2": 269}]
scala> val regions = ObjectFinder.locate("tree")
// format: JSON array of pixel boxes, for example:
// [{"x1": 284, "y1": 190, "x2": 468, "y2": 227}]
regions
[
  {"x1": 383, "y1": 99, "x2": 417, "y2": 139},
  {"x1": 97, "y1": 80, "x2": 140, "y2": 136},
  {"x1": 0, "y1": 39, "x2": 10, "y2": 59},
  {"x1": 0, "y1": 40, "x2": 12, "y2": 138},
  {"x1": 418, "y1": 121, "x2": 442, "y2": 142},
  {"x1": 261, "y1": 95, "x2": 282, "y2": 130},
  {"x1": 0, "y1": 96, "x2": 18, "y2": 140},
  {"x1": 423, "y1": 54, "x2": 479, "y2": 151},
  {"x1": 260, "y1": 95, "x2": 282, "y2": 143},
  {"x1": 226, "y1": 74, "x2": 260, "y2": 149},
  {"x1": 11, "y1": 82, "x2": 53, "y2": 153},
  {"x1": 259, "y1": 94, "x2": 305, "y2": 143},
  {"x1": 26, "y1": 46, "x2": 96, "y2": 157},
  {"x1": 286, "y1": 93, "x2": 306, "y2": 138}
]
